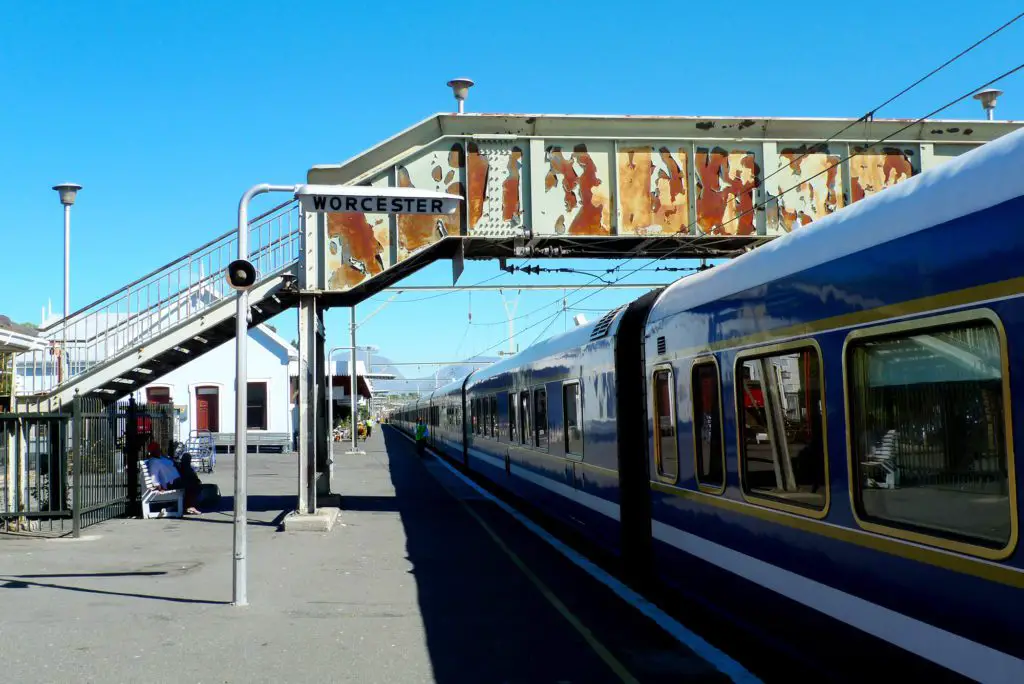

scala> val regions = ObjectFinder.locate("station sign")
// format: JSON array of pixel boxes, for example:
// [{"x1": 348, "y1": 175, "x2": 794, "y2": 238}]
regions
[{"x1": 295, "y1": 184, "x2": 462, "y2": 215}]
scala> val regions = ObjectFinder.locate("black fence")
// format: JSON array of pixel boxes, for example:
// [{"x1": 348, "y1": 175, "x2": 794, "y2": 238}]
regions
[{"x1": 0, "y1": 397, "x2": 177, "y2": 536}]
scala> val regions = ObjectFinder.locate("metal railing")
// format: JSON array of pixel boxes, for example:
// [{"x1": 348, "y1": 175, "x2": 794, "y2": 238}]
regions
[
  {"x1": 2, "y1": 397, "x2": 179, "y2": 536},
  {"x1": 12, "y1": 200, "x2": 302, "y2": 398}
]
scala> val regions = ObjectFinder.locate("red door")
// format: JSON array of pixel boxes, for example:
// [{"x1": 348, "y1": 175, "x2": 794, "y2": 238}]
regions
[{"x1": 196, "y1": 387, "x2": 220, "y2": 432}]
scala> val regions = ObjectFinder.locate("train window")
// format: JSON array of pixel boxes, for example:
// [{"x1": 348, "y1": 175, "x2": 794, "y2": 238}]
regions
[
  {"x1": 653, "y1": 368, "x2": 679, "y2": 482},
  {"x1": 509, "y1": 392, "x2": 518, "y2": 442},
  {"x1": 534, "y1": 388, "x2": 548, "y2": 449},
  {"x1": 519, "y1": 391, "x2": 531, "y2": 445},
  {"x1": 737, "y1": 344, "x2": 827, "y2": 514},
  {"x1": 692, "y1": 359, "x2": 725, "y2": 493},
  {"x1": 482, "y1": 398, "x2": 490, "y2": 438},
  {"x1": 490, "y1": 396, "x2": 498, "y2": 437},
  {"x1": 846, "y1": 314, "x2": 1015, "y2": 554},
  {"x1": 563, "y1": 382, "x2": 583, "y2": 456}
]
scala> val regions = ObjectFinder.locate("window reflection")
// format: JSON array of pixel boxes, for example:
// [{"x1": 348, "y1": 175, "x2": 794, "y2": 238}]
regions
[
  {"x1": 849, "y1": 321, "x2": 1011, "y2": 548},
  {"x1": 739, "y1": 348, "x2": 826, "y2": 510}
]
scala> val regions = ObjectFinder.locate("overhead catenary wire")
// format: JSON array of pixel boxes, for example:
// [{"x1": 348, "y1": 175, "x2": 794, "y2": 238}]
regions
[
  {"x1": 552, "y1": 61, "x2": 1024, "y2": 317},
  {"x1": 746, "y1": 9, "x2": 1024, "y2": 216},
  {"x1": 460, "y1": 59, "x2": 1024, "y2": 362}
]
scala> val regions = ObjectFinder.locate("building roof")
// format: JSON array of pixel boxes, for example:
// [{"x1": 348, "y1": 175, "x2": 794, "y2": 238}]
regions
[{"x1": 0, "y1": 315, "x2": 43, "y2": 353}]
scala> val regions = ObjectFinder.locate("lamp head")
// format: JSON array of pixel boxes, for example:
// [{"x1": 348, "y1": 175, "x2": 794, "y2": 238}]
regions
[
  {"x1": 52, "y1": 183, "x2": 82, "y2": 206},
  {"x1": 446, "y1": 78, "x2": 474, "y2": 113}
]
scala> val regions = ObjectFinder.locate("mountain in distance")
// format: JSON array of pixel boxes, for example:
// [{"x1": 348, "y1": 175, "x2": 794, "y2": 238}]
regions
[{"x1": 367, "y1": 353, "x2": 500, "y2": 394}]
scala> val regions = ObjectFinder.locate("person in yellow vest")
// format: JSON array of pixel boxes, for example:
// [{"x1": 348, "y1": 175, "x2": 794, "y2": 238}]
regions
[{"x1": 415, "y1": 417, "x2": 428, "y2": 456}]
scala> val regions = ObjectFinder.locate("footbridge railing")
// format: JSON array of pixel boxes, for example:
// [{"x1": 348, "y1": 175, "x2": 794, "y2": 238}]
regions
[{"x1": 12, "y1": 200, "x2": 302, "y2": 401}]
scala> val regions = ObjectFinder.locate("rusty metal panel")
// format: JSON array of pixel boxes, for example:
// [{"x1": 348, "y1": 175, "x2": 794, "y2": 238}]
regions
[
  {"x1": 849, "y1": 145, "x2": 919, "y2": 202},
  {"x1": 325, "y1": 176, "x2": 391, "y2": 290},
  {"x1": 765, "y1": 143, "x2": 844, "y2": 234},
  {"x1": 465, "y1": 140, "x2": 527, "y2": 237},
  {"x1": 617, "y1": 144, "x2": 690, "y2": 235},
  {"x1": 396, "y1": 142, "x2": 466, "y2": 260},
  {"x1": 694, "y1": 145, "x2": 761, "y2": 236},
  {"x1": 533, "y1": 141, "x2": 613, "y2": 236}
]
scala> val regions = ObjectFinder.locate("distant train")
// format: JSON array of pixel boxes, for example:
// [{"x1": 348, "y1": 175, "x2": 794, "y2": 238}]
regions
[{"x1": 390, "y1": 127, "x2": 1024, "y2": 682}]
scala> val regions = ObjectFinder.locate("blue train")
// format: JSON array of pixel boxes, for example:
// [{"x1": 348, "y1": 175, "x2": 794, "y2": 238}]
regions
[{"x1": 391, "y1": 126, "x2": 1024, "y2": 682}]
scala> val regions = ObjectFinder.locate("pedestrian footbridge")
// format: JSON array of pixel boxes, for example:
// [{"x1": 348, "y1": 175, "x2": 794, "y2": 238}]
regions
[{"x1": 4, "y1": 112, "x2": 1017, "y2": 412}]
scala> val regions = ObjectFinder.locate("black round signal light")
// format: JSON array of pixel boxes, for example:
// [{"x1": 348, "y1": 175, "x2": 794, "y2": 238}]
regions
[{"x1": 226, "y1": 259, "x2": 257, "y2": 291}]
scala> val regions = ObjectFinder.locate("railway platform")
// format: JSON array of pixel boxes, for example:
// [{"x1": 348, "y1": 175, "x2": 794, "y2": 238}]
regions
[{"x1": 0, "y1": 428, "x2": 758, "y2": 683}]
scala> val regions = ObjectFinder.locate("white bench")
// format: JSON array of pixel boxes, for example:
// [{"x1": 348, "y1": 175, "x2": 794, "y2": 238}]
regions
[{"x1": 139, "y1": 459, "x2": 184, "y2": 519}]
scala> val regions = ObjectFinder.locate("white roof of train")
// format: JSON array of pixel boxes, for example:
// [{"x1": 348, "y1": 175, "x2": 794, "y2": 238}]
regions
[{"x1": 648, "y1": 126, "x2": 1024, "y2": 324}]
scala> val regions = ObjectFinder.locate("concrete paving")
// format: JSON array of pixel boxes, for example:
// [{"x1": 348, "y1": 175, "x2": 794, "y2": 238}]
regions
[{"x1": 0, "y1": 427, "x2": 738, "y2": 684}]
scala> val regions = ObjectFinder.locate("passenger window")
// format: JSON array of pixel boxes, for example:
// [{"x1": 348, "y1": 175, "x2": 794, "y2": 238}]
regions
[
  {"x1": 563, "y1": 382, "x2": 583, "y2": 455},
  {"x1": 692, "y1": 361, "x2": 724, "y2": 491},
  {"x1": 490, "y1": 396, "x2": 498, "y2": 437},
  {"x1": 653, "y1": 369, "x2": 679, "y2": 482},
  {"x1": 534, "y1": 388, "x2": 548, "y2": 448},
  {"x1": 519, "y1": 391, "x2": 530, "y2": 445},
  {"x1": 848, "y1": 319, "x2": 1012, "y2": 549},
  {"x1": 509, "y1": 393, "x2": 518, "y2": 442},
  {"x1": 481, "y1": 397, "x2": 490, "y2": 438},
  {"x1": 738, "y1": 346, "x2": 826, "y2": 511}
]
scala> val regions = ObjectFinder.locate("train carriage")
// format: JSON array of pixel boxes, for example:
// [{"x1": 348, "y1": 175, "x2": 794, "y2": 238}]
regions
[{"x1": 390, "y1": 126, "x2": 1024, "y2": 682}]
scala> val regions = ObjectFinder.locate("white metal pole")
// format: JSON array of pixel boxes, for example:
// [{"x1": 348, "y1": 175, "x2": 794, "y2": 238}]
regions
[
  {"x1": 233, "y1": 183, "x2": 294, "y2": 607},
  {"x1": 350, "y1": 307, "x2": 358, "y2": 453},
  {"x1": 327, "y1": 350, "x2": 334, "y2": 451},
  {"x1": 63, "y1": 204, "x2": 70, "y2": 380}
]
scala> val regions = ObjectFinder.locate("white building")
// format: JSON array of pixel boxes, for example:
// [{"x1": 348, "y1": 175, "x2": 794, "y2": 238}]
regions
[{"x1": 133, "y1": 324, "x2": 297, "y2": 442}]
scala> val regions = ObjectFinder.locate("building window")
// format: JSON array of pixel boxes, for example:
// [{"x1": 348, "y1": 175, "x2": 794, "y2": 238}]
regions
[
  {"x1": 146, "y1": 386, "x2": 171, "y2": 405},
  {"x1": 563, "y1": 382, "x2": 583, "y2": 456},
  {"x1": 247, "y1": 382, "x2": 268, "y2": 430},
  {"x1": 692, "y1": 360, "x2": 725, "y2": 492},
  {"x1": 533, "y1": 388, "x2": 548, "y2": 449},
  {"x1": 847, "y1": 316, "x2": 1013, "y2": 551},
  {"x1": 653, "y1": 368, "x2": 678, "y2": 482},
  {"x1": 738, "y1": 345, "x2": 826, "y2": 513}
]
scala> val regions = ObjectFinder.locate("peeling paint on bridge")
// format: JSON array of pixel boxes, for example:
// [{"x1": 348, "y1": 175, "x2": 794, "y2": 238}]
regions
[{"x1": 306, "y1": 113, "x2": 1022, "y2": 295}]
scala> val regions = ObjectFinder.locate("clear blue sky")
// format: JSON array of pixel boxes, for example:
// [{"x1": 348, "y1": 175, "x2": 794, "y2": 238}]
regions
[{"x1": 2, "y1": 1, "x2": 1022, "y2": 368}]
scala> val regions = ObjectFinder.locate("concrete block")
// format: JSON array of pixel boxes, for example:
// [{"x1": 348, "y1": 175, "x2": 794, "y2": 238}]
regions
[{"x1": 280, "y1": 507, "x2": 340, "y2": 532}]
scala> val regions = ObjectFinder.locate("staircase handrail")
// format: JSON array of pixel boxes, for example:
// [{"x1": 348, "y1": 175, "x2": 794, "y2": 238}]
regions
[{"x1": 37, "y1": 199, "x2": 298, "y2": 336}]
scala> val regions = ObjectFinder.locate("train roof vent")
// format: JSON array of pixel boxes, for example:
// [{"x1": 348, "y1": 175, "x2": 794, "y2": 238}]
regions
[
  {"x1": 589, "y1": 306, "x2": 624, "y2": 341},
  {"x1": 657, "y1": 336, "x2": 666, "y2": 355}
]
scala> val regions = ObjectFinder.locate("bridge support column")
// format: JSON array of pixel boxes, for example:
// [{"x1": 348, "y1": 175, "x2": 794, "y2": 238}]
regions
[{"x1": 296, "y1": 295, "x2": 327, "y2": 515}]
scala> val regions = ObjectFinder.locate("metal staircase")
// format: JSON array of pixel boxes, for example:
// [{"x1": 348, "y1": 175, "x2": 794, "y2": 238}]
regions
[{"x1": 12, "y1": 200, "x2": 302, "y2": 411}]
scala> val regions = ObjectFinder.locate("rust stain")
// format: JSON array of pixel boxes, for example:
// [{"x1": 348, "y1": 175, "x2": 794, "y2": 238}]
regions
[
  {"x1": 695, "y1": 147, "x2": 759, "y2": 235},
  {"x1": 431, "y1": 167, "x2": 442, "y2": 182},
  {"x1": 544, "y1": 144, "x2": 610, "y2": 235},
  {"x1": 327, "y1": 212, "x2": 386, "y2": 289},
  {"x1": 850, "y1": 146, "x2": 915, "y2": 202},
  {"x1": 467, "y1": 142, "x2": 489, "y2": 228},
  {"x1": 617, "y1": 146, "x2": 689, "y2": 234},
  {"x1": 653, "y1": 147, "x2": 689, "y2": 233},
  {"x1": 618, "y1": 147, "x2": 654, "y2": 233},
  {"x1": 772, "y1": 145, "x2": 843, "y2": 231},
  {"x1": 397, "y1": 143, "x2": 465, "y2": 254},
  {"x1": 502, "y1": 146, "x2": 522, "y2": 222}
]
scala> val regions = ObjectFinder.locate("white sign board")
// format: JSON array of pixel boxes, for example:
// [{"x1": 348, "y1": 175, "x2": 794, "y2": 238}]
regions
[{"x1": 296, "y1": 184, "x2": 462, "y2": 215}]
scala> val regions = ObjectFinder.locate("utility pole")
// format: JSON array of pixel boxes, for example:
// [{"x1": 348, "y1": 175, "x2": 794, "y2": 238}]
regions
[{"x1": 499, "y1": 289, "x2": 520, "y2": 356}]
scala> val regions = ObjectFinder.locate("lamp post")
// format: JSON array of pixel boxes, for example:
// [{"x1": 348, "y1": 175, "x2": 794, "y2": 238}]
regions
[
  {"x1": 326, "y1": 343, "x2": 378, "y2": 453},
  {"x1": 52, "y1": 183, "x2": 81, "y2": 381}
]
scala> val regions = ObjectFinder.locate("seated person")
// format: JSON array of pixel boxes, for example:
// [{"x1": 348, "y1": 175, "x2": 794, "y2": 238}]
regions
[{"x1": 145, "y1": 441, "x2": 202, "y2": 515}]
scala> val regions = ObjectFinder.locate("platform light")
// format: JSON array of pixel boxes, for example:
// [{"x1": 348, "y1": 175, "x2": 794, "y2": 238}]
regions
[
  {"x1": 973, "y1": 88, "x2": 1003, "y2": 120},
  {"x1": 446, "y1": 78, "x2": 474, "y2": 114}
]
